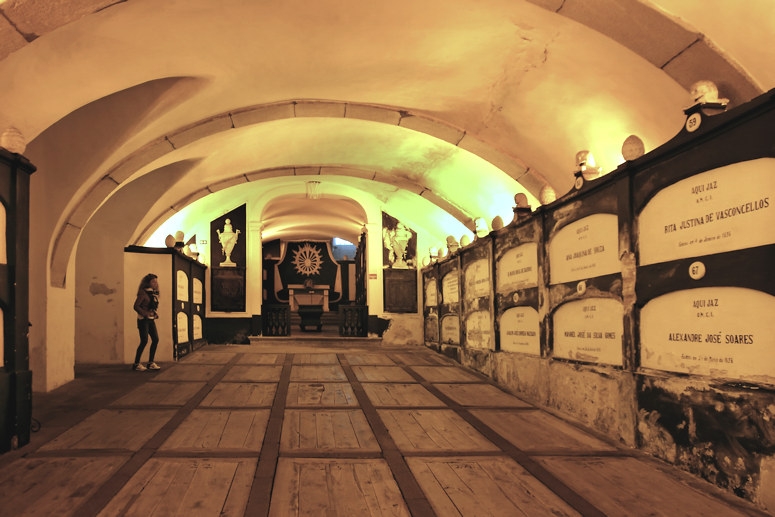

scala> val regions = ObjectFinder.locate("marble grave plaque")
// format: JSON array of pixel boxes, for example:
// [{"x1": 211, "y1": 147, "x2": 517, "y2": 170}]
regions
[
  {"x1": 639, "y1": 158, "x2": 774, "y2": 265},
  {"x1": 499, "y1": 306, "x2": 540, "y2": 355},
  {"x1": 176, "y1": 270, "x2": 189, "y2": 301},
  {"x1": 441, "y1": 271, "x2": 459, "y2": 304},
  {"x1": 465, "y1": 310, "x2": 494, "y2": 350},
  {"x1": 425, "y1": 279, "x2": 438, "y2": 307},
  {"x1": 549, "y1": 214, "x2": 620, "y2": 284},
  {"x1": 640, "y1": 287, "x2": 775, "y2": 381},
  {"x1": 497, "y1": 242, "x2": 538, "y2": 293},
  {"x1": 553, "y1": 298, "x2": 623, "y2": 366},
  {"x1": 176, "y1": 312, "x2": 189, "y2": 344},
  {"x1": 424, "y1": 314, "x2": 439, "y2": 342},
  {"x1": 440, "y1": 314, "x2": 460, "y2": 345},
  {"x1": 464, "y1": 258, "x2": 491, "y2": 300}
]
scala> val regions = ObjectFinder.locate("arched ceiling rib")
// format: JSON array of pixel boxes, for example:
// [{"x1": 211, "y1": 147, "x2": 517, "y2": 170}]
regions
[{"x1": 48, "y1": 102, "x2": 539, "y2": 287}]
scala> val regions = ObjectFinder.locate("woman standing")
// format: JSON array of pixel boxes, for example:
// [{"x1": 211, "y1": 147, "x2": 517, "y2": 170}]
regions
[{"x1": 132, "y1": 273, "x2": 162, "y2": 371}]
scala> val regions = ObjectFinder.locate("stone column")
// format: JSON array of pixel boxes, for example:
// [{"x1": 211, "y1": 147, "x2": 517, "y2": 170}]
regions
[{"x1": 247, "y1": 220, "x2": 264, "y2": 317}]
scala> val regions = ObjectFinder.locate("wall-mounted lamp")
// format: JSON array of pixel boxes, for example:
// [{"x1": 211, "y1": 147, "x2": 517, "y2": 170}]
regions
[
  {"x1": 621, "y1": 135, "x2": 645, "y2": 161},
  {"x1": 173, "y1": 230, "x2": 186, "y2": 250},
  {"x1": 512, "y1": 192, "x2": 532, "y2": 221},
  {"x1": 446, "y1": 235, "x2": 460, "y2": 254},
  {"x1": 183, "y1": 242, "x2": 200, "y2": 261},
  {"x1": 306, "y1": 180, "x2": 321, "y2": 200},
  {"x1": 0, "y1": 126, "x2": 26, "y2": 154},
  {"x1": 688, "y1": 80, "x2": 729, "y2": 107},
  {"x1": 574, "y1": 150, "x2": 600, "y2": 181},
  {"x1": 474, "y1": 217, "x2": 489, "y2": 238},
  {"x1": 539, "y1": 185, "x2": 556, "y2": 205}
]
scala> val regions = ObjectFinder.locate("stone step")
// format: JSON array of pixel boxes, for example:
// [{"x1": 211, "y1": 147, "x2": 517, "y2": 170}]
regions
[{"x1": 248, "y1": 335, "x2": 381, "y2": 347}]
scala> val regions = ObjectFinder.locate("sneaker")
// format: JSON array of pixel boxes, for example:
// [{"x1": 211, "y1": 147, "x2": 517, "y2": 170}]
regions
[
  {"x1": 147, "y1": 362, "x2": 161, "y2": 370},
  {"x1": 133, "y1": 363, "x2": 147, "y2": 371}
]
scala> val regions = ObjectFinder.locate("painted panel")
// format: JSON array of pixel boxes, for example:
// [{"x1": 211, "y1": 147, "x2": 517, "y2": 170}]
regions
[
  {"x1": 639, "y1": 159, "x2": 775, "y2": 265},
  {"x1": 640, "y1": 287, "x2": 775, "y2": 381},
  {"x1": 497, "y1": 242, "x2": 538, "y2": 293},
  {"x1": 553, "y1": 298, "x2": 623, "y2": 366},
  {"x1": 549, "y1": 214, "x2": 620, "y2": 284},
  {"x1": 499, "y1": 306, "x2": 540, "y2": 355},
  {"x1": 382, "y1": 212, "x2": 417, "y2": 269}
]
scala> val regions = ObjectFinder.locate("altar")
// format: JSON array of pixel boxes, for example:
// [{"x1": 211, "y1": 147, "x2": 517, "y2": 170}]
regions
[
  {"x1": 288, "y1": 284, "x2": 330, "y2": 312},
  {"x1": 288, "y1": 284, "x2": 330, "y2": 332}
]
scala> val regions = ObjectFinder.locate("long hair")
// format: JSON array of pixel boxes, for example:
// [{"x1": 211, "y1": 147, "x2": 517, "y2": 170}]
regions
[{"x1": 137, "y1": 273, "x2": 158, "y2": 293}]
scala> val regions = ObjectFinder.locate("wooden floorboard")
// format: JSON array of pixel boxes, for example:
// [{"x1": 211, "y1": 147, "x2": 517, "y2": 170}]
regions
[
  {"x1": 535, "y1": 456, "x2": 758, "y2": 517},
  {"x1": 407, "y1": 456, "x2": 580, "y2": 516},
  {"x1": 0, "y1": 456, "x2": 127, "y2": 517},
  {"x1": 378, "y1": 409, "x2": 501, "y2": 453},
  {"x1": 199, "y1": 382, "x2": 277, "y2": 408},
  {"x1": 280, "y1": 409, "x2": 380, "y2": 453},
  {"x1": 222, "y1": 365, "x2": 283, "y2": 382},
  {"x1": 270, "y1": 458, "x2": 411, "y2": 517},
  {"x1": 431, "y1": 383, "x2": 534, "y2": 408},
  {"x1": 352, "y1": 365, "x2": 417, "y2": 383},
  {"x1": 38, "y1": 409, "x2": 178, "y2": 452},
  {"x1": 407, "y1": 365, "x2": 483, "y2": 382},
  {"x1": 97, "y1": 457, "x2": 257, "y2": 516},
  {"x1": 112, "y1": 381, "x2": 207, "y2": 407},
  {"x1": 2, "y1": 343, "x2": 769, "y2": 517},
  {"x1": 286, "y1": 382, "x2": 359, "y2": 407},
  {"x1": 362, "y1": 383, "x2": 446, "y2": 408},
  {"x1": 290, "y1": 364, "x2": 348, "y2": 382},
  {"x1": 160, "y1": 409, "x2": 270, "y2": 451},
  {"x1": 469, "y1": 409, "x2": 619, "y2": 453}
]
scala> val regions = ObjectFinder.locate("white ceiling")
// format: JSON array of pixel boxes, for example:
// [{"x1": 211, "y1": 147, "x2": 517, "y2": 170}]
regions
[{"x1": 0, "y1": 0, "x2": 772, "y2": 282}]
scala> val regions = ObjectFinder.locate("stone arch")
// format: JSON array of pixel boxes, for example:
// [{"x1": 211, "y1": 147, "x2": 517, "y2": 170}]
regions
[{"x1": 50, "y1": 100, "x2": 539, "y2": 287}]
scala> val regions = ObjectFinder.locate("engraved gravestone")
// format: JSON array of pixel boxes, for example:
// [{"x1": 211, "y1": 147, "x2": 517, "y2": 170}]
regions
[
  {"x1": 638, "y1": 158, "x2": 775, "y2": 381},
  {"x1": 497, "y1": 242, "x2": 538, "y2": 292},
  {"x1": 500, "y1": 307, "x2": 541, "y2": 355},
  {"x1": 440, "y1": 314, "x2": 460, "y2": 345},
  {"x1": 549, "y1": 213, "x2": 620, "y2": 284},
  {"x1": 639, "y1": 159, "x2": 774, "y2": 265},
  {"x1": 497, "y1": 242, "x2": 540, "y2": 355},
  {"x1": 553, "y1": 298, "x2": 623, "y2": 366}
]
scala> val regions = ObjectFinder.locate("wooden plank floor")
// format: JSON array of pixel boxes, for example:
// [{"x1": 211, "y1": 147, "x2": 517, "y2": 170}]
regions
[{"x1": 0, "y1": 342, "x2": 768, "y2": 517}]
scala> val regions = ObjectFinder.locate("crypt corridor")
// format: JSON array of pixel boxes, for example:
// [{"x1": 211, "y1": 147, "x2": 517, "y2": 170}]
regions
[{"x1": 1, "y1": 1, "x2": 775, "y2": 514}]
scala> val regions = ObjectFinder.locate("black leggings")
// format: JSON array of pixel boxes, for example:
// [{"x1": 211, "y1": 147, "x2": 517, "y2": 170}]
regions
[{"x1": 134, "y1": 318, "x2": 159, "y2": 364}]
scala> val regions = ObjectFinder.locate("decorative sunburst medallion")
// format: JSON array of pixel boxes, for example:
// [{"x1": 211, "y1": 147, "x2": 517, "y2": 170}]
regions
[{"x1": 292, "y1": 243, "x2": 323, "y2": 276}]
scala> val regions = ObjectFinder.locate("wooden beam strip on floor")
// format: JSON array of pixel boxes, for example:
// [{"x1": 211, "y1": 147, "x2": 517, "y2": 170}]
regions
[
  {"x1": 398, "y1": 361, "x2": 608, "y2": 517},
  {"x1": 338, "y1": 354, "x2": 436, "y2": 517},
  {"x1": 244, "y1": 353, "x2": 294, "y2": 516},
  {"x1": 73, "y1": 353, "x2": 245, "y2": 517}
]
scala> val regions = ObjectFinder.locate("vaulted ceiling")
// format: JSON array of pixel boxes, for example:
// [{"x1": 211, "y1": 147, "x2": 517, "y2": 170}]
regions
[{"x1": 0, "y1": 0, "x2": 772, "y2": 285}]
